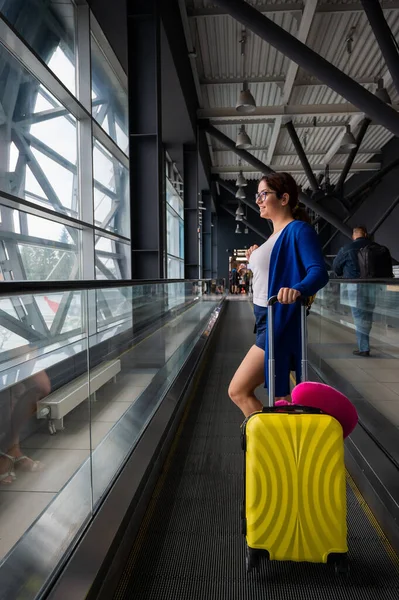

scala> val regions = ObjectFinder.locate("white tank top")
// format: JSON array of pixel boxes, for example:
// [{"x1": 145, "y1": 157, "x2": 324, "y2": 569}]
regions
[{"x1": 248, "y1": 230, "x2": 283, "y2": 307}]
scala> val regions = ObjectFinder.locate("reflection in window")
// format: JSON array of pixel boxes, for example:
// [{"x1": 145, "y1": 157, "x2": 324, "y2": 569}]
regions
[
  {"x1": 0, "y1": 0, "x2": 76, "y2": 95},
  {"x1": 91, "y1": 35, "x2": 128, "y2": 155},
  {"x1": 93, "y1": 140, "x2": 130, "y2": 238}
]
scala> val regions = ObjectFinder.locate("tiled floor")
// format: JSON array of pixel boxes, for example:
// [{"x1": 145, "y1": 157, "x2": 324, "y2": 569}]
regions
[{"x1": 0, "y1": 369, "x2": 155, "y2": 561}]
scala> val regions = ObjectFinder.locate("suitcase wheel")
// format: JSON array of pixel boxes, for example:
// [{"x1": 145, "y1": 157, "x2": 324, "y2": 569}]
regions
[
  {"x1": 246, "y1": 546, "x2": 261, "y2": 574},
  {"x1": 334, "y1": 557, "x2": 350, "y2": 579}
]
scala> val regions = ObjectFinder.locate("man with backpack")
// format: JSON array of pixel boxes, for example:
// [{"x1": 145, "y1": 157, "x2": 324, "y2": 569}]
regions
[{"x1": 333, "y1": 226, "x2": 393, "y2": 357}]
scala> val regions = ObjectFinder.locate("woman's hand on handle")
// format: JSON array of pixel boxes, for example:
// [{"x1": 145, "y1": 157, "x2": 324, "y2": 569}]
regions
[
  {"x1": 245, "y1": 245, "x2": 259, "y2": 261},
  {"x1": 277, "y1": 288, "x2": 301, "y2": 304}
]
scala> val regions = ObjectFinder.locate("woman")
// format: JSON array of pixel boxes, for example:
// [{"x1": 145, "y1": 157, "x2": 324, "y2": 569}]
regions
[{"x1": 228, "y1": 172, "x2": 328, "y2": 418}]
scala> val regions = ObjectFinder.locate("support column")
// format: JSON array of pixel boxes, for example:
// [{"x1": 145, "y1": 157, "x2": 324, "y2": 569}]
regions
[
  {"x1": 184, "y1": 145, "x2": 200, "y2": 279},
  {"x1": 128, "y1": 0, "x2": 165, "y2": 279},
  {"x1": 202, "y1": 191, "x2": 212, "y2": 280},
  {"x1": 211, "y1": 213, "x2": 218, "y2": 280}
]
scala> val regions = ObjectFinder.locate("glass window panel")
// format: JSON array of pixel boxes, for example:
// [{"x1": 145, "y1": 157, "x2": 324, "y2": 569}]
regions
[
  {"x1": 93, "y1": 140, "x2": 130, "y2": 238},
  {"x1": 167, "y1": 256, "x2": 180, "y2": 279},
  {"x1": 0, "y1": 0, "x2": 76, "y2": 95},
  {"x1": 0, "y1": 204, "x2": 81, "y2": 282},
  {"x1": 30, "y1": 112, "x2": 77, "y2": 164},
  {"x1": 30, "y1": 149, "x2": 75, "y2": 212},
  {"x1": 0, "y1": 45, "x2": 78, "y2": 217},
  {"x1": 166, "y1": 207, "x2": 180, "y2": 258},
  {"x1": 95, "y1": 236, "x2": 130, "y2": 280},
  {"x1": 91, "y1": 35, "x2": 128, "y2": 155},
  {"x1": 179, "y1": 219, "x2": 185, "y2": 260}
]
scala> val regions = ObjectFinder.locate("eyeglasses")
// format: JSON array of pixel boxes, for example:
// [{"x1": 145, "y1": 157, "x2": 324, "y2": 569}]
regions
[{"x1": 255, "y1": 190, "x2": 276, "y2": 203}]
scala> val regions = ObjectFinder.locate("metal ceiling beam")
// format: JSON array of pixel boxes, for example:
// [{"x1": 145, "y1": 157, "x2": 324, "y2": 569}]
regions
[
  {"x1": 212, "y1": 147, "x2": 382, "y2": 155},
  {"x1": 188, "y1": 1, "x2": 399, "y2": 17},
  {"x1": 211, "y1": 0, "x2": 399, "y2": 137},
  {"x1": 212, "y1": 164, "x2": 380, "y2": 173},
  {"x1": 209, "y1": 119, "x2": 352, "y2": 128},
  {"x1": 220, "y1": 204, "x2": 268, "y2": 240},
  {"x1": 361, "y1": 0, "x2": 399, "y2": 96},
  {"x1": 369, "y1": 195, "x2": 399, "y2": 236},
  {"x1": 285, "y1": 119, "x2": 319, "y2": 192},
  {"x1": 177, "y1": 0, "x2": 203, "y2": 106},
  {"x1": 267, "y1": 0, "x2": 318, "y2": 165},
  {"x1": 217, "y1": 177, "x2": 273, "y2": 234},
  {"x1": 198, "y1": 103, "x2": 390, "y2": 119},
  {"x1": 200, "y1": 75, "x2": 378, "y2": 86},
  {"x1": 204, "y1": 123, "x2": 353, "y2": 238},
  {"x1": 335, "y1": 118, "x2": 371, "y2": 194},
  {"x1": 216, "y1": 178, "x2": 259, "y2": 215},
  {"x1": 346, "y1": 156, "x2": 399, "y2": 203}
]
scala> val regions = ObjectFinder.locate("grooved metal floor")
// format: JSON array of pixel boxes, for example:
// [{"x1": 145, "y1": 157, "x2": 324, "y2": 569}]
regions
[{"x1": 115, "y1": 299, "x2": 399, "y2": 600}]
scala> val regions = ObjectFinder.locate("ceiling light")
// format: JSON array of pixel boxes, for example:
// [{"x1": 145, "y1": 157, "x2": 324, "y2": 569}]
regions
[
  {"x1": 236, "y1": 88, "x2": 256, "y2": 114},
  {"x1": 244, "y1": 226, "x2": 249, "y2": 234},
  {"x1": 235, "y1": 171, "x2": 247, "y2": 187},
  {"x1": 235, "y1": 224, "x2": 242, "y2": 234},
  {"x1": 235, "y1": 203, "x2": 244, "y2": 216},
  {"x1": 375, "y1": 78, "x2": 391, "y2": 104},
  {"x1": 340, "y1": 124, "x2": 357, "y2": 152},
  {"x1": 236, "y1": 187, "x2": 246, "y2": 200},
  {"x1": 236, "y1": 125, "x2": 252, "y2": 149},
  {"x1": 235, "y1": 214, "x2": 243, "y2": 222}
]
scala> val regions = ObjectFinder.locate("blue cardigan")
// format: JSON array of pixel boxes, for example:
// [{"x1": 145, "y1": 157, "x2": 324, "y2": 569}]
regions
[{"x1": 265, "y1": 220, "x2": 329, "y2": 396}]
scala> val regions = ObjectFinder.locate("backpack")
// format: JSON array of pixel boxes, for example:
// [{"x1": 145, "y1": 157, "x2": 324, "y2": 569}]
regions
[{"x1": 357, "y1": 242, "x2": 393, "y2": 279}]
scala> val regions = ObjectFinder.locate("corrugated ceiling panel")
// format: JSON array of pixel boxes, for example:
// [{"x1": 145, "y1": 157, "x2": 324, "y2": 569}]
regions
[
  {"x1": 191, "y1": 2, "x2": 399, "y2": 180},
  {"x1": 191, "y1": 10, "x2": 298, "y2": 82},
  {"x1": 296, "y1": 10, "x2": 399, "y2": 82}
]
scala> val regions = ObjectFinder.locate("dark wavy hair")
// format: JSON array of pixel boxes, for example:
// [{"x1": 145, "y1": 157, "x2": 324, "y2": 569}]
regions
[{"x1": 259, "y1": 172, "x2": 310, "y2": 223}]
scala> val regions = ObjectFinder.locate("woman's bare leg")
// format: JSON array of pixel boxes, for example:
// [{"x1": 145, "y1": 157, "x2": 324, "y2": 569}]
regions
[{"x1": 228, "y1": 345, "x2": 265, "y2": 418}]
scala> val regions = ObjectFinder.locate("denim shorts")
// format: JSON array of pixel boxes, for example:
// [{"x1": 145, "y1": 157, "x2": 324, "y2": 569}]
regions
[{"x1": 253, "y1": 304, "x2": 267, "y2": 350}]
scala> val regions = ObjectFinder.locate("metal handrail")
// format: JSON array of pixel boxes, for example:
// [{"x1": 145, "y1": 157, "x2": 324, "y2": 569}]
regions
[
  {"x1": 0, "y1": 278, "x2": 215, "y2": 296},
  {"x1": 328, "y1": 278, "x2": 399, "y2": 284}
]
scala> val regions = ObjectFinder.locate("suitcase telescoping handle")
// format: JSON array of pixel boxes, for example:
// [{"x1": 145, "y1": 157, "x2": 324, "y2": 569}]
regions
[{"x1": 267, "y1": 295, "x2": 308, "y2": 407}]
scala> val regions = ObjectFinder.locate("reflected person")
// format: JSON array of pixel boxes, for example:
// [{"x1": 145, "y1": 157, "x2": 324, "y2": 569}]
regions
[
  {"x1": 0, "y1": 369, "x2": 50, "y2": 484},
  {"x1": 333, "y1": 226, "x2": 375, "y2": 357}
]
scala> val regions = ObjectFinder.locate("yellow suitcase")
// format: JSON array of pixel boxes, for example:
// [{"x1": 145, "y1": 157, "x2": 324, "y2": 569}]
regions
[{"x1": 241, "y1": 297, "x2": 348, "y2": 573}]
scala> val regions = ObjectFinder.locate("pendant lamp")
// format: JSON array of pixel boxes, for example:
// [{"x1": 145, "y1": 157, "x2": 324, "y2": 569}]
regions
[
  {"x1": 244, "y1": 226, "x2": 249, "y2": 234},
  {"x1": 235, "y1": 224, "x2": 241, "y2": 234},
  {"x1": 236, "y1": 125, "x2": 252, "y2": 149},
  {"x1": 236, "y1": 187, "x2": 246, "y2": 200},
  {"x1": 340, "y1": 124, "x2": 357, "y2": 152},
  {"x1": 236, "y1": 87, "x2": 256, "y2": 114},
  {"x1": 235, "y1": 171, "x2": 247, "y2": 187},
  {"x1": 235, "y1": 203, "x2": 244, "y2": 216},
  {"x1": 375, "y1": 78, "x2": 391, "y2": 104}
]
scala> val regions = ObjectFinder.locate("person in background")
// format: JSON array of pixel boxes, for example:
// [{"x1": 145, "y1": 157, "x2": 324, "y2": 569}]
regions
[
  {"x1": 228, "y1": 172, "x2": 328, "y2": 418},
  {"x1": 230, "y1": 267, "x2": 239, "y2": 294},
  {"x1": 333, "y1": 225, "x2": 375, "y2": 357}
]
